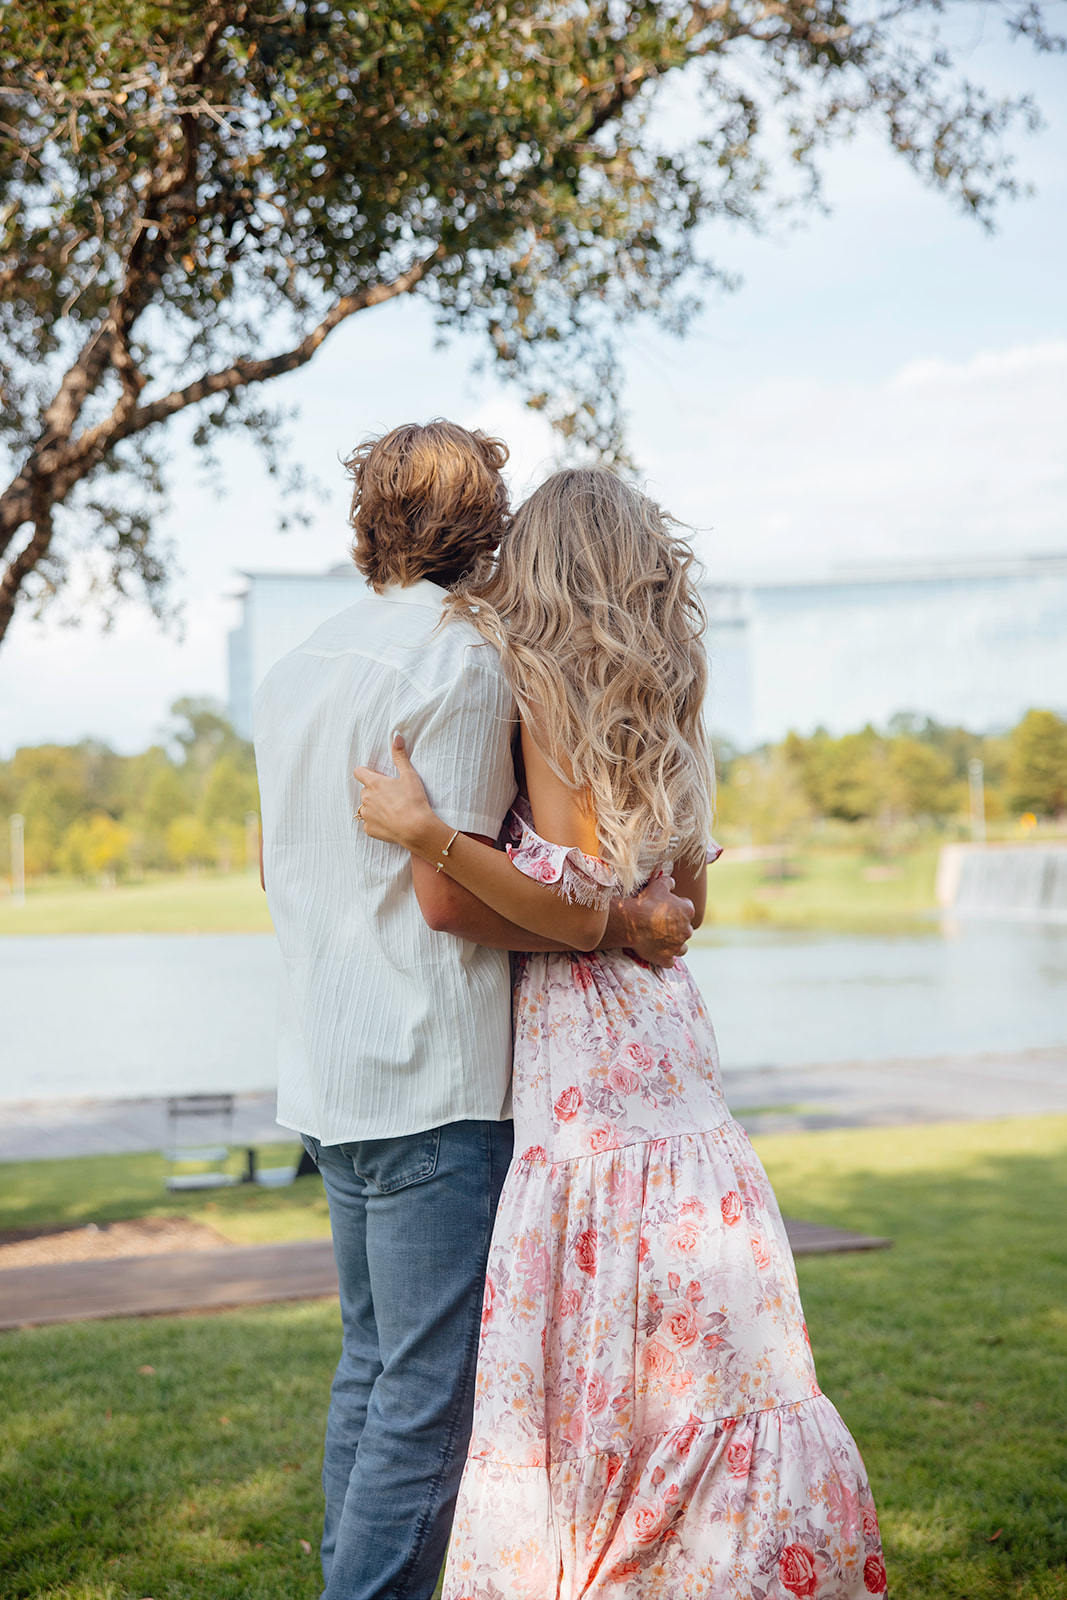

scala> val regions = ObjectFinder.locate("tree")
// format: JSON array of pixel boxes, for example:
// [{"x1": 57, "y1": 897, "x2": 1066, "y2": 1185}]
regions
[
  {"x1": 1, "y1": 0, "x2": 1060, "y2": 641},
  {"x1": 142, "y1": 765, "x2": 188, "y2": 835},
  {"x1": 166, "y1": 813, "x2": 218, "y2": 871},
  {"x1": 786, "y1": 728, "x2": 887, "y2": 822},
  {"x1": 57, "y1": 810, "x2": 132, "y2": 882},
  {"x1": 201, "y1": 756, "x2": 259, "y2": 827},
  {"x1": 715, "y1": 748, "x2": 812, "y2": 845},
  {"x1": 1009, "y1": 709, "x2": 1067, "y2": 818},
  {"x1": 887, "y1": 737, "x2": 957, "y2": 818},
  {"x1": 3, "y1": 743, "x2": 95, "y2": 872},
  {"x1": 169, "y1": 698, "x2": 251, "y2": 774}
]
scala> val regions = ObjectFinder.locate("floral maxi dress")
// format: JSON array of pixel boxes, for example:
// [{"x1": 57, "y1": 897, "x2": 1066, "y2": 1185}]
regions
[{"x1": 442, "y1": 814, "x2": 888, "y2": 1600}]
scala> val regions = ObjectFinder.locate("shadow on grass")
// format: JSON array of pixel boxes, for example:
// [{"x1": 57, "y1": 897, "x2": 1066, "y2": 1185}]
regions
[
  {"x1": 0, "y1": 1301, "x2": 337, "y2": 1600},
  {"x1": 0, "y1": 1151, "x2": 329, "y2": 1246},
  {"x1": 1, "y1": 1126, "x2": 1064, "y2": 1599},
  {"x1": 762, "y1": 1133, "x2": 1067, "y2": 1600}
]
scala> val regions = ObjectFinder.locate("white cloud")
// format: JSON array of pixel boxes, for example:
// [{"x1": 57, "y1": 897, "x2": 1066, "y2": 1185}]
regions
[
  {"x1": 456, "y1": 392, "x2": 562, "y2": 504},
  {"x1": 636, "y1": 341, "x2": 1067, "y2": 575},
  {"x1": 0, "y1": 596, "x2": 235, "y2": 756}
]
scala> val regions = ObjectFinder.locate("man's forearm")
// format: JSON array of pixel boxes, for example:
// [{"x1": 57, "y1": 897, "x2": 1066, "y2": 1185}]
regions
[
  {"x1": 415, "y1": 873, "x2": 686, "y2": 965},
  {"x1": 600, "y1": 896, "x2": 641, "y2": 952},
  {"x1": 411, "y1": 854, "x2": 572, "y2": 950},
  {"x1": 441, "y1": 899, "x2": 575, "y2": 953},
  {"x1": 414, "y1": 854, "x2": 645, "y2": 953},
  {"x1": 442, "y1": 895, "x2": 647, "y2": 954}
]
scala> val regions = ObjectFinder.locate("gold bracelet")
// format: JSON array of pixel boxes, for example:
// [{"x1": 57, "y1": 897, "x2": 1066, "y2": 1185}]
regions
[{"x1": 435, "y1": 828, "x2": 461, "y2": 874}]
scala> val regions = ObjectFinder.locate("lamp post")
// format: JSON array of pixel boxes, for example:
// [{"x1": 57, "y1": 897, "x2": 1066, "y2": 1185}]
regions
[
  {"x1": 968, "y1": 758, "x2": 986, "y2": 844},
  {"x1": 9, "y1": 814, "x2": 25, "y2": 905}
]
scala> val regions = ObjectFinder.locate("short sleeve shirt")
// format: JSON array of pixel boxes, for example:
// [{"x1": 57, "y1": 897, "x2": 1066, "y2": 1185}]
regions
[{"x1": 253, "y1": 579, "x2": 518, "y2": 1143}]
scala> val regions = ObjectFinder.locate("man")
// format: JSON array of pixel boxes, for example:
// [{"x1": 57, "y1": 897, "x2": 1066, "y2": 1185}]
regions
[{"x1": 254, "y1": 420, "x2": 695, "y2": 1600}]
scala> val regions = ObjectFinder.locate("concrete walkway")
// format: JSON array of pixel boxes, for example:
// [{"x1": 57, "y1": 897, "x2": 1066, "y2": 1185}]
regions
[
  {"x1": 721, "y1": 1046, "x2": 1067, "y2": 1134},
  {"x1": 3, "y1": 1048, "x2": 1065, "y2": 1164},
  {"x1": 0, "y1": 1092, "x2": 288, "y2": 1163}
]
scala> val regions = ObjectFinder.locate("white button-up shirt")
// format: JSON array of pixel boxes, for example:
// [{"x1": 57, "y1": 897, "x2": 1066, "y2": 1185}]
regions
[{"x1": 253, "y1": 578, "x2": 518, "y2": 1144}]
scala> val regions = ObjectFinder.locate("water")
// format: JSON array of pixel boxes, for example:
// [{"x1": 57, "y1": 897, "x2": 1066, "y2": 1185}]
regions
[
  {"x1": 2, "y1": 923, "x2": 1065, "y2": 1103},
  {"x1": 684, "y1": 924, "x2": 1067, "y2": 1069},
  {"x1": 2, "y1": 936, "x2": 281, "y2": 1102}
]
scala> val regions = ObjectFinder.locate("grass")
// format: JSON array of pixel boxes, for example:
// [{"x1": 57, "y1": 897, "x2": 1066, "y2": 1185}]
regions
[
  {"x1": 701, "y1": 845, "x2": 941, "y2": 931},
  {"x1": 0, "y1": 871, "x2": 274, "y2": 937},
  {"x1": 1, "y1": 1117, "x2": 1065, "y2": 1598},
  {"x1": 0, "y1": 847, "x2": 943, "y2": 936},
  {"x1": 0, "y1": 1149, "x2": 328, "y2": 1246},
  {"x1": 0, "y1": 1302, "x2": 334, "y2": 1600},
  {"x1": 762, "y1": 1116, "x2": 1067, "y2": 1600}
]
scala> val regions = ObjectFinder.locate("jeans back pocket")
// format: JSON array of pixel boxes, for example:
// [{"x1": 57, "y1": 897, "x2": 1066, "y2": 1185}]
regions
[{"x1": 346, "y1": 1127, "x2": 442, "y2": 1194}]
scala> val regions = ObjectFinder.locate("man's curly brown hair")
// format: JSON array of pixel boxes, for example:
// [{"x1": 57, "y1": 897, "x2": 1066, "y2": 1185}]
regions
[{"x1": 345, "y1": 420, "x2": 510, "y2": 592}]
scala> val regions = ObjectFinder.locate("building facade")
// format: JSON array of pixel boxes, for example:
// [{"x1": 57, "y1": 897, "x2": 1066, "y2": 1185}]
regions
[{"x1": 229, "y1": 555, "x2": 1067, "y2": 747}]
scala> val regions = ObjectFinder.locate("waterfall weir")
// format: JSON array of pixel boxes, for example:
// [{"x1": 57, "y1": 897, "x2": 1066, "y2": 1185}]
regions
[{"x1": 937, "y1": 845, "x2": 1067, "y2": 922}]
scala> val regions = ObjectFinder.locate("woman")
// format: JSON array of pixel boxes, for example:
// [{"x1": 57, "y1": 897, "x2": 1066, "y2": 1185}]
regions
[{"x1": 354, "y1": 468, "x2": 888, "y2": 1599}]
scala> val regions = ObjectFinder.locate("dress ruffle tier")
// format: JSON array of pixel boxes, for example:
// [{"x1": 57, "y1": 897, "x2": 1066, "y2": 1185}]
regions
[{"x1": 442, "y1": 817, "x2": 887, "y2": 1599}]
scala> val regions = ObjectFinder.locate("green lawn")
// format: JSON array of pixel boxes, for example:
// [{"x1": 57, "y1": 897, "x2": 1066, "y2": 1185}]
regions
[
  {"x1": 1, "y1": 1116, "x2": 1065, "y2": 1599},
  {"x1": 701, "y1": 845, "x2": 941, "y2": 931},
  {"x1": 0, "y1": 848, "x2": 942, "y2": 936},
  {"x1": 0, "y1": 1148, "x2": 327, "y2": 1245},
  {"x1": 0, "y1": 871, "x2": 274, "y2": 936},
  {"x1": 764, "y1": 1116, "x2": 1067, "y2": 1599}
]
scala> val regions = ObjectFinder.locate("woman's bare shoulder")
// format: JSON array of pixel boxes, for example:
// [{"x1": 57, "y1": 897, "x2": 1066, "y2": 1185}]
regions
[{"x1": 518, "y1": 714, "x2": 599, "y2": 855}]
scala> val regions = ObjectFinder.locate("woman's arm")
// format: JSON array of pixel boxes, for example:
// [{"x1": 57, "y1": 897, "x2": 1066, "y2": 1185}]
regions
[
  {"x1": 670, "y1": 850, "x2": 708, "y2": 929},
  {"x1": 353, "y1": 729, "x2": 609, "y2": 949}
]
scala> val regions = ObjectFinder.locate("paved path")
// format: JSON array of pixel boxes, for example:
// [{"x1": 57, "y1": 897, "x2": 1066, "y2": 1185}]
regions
[
  {"x1": 721, "y1": 1046, "x2": 1067, "y2": 1134},
  {"x1": 3, "y1": 1048, "x2": 1065, "y2": 1163},
  {"x1": 0, "y1": 1092, "x2": 287, "y2": 1163},
  {"x1": 0, "y1": 1220, "x2": 891, "y2": 1331},
  {"x1": 0, "y1": 1239, "x2": 338, "y2": 1329}
]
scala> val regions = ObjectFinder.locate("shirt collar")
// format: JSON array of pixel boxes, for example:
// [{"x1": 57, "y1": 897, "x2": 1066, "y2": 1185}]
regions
[{"x1": 379, "y1": 578, "x2": 449, "y2": 608}]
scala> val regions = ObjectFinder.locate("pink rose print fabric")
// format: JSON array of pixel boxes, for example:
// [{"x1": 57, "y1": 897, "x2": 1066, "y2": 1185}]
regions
[
  {"x1": 505, "y1": 799, "x2": 617, "y2": 911},
  {"x1": 443, "y1": 814, "x2": 886, "y2": 1599}
]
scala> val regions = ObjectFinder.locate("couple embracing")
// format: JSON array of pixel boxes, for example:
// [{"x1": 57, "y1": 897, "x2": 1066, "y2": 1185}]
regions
[{"x1": 254, "y1": 422, "x2": 887, "y2": 1600}]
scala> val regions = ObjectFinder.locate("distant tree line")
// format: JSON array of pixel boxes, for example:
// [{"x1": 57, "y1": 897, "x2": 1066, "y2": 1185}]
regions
[
  {"x1": 714, "y1": 709, "x2": 1067, "y2": 847},
  {"x1": 0, "y1": 700, "x2": 259, "y2": 884},
  {"x1": 1, "y1": 704, "x2": 1065, "y2": 886}
]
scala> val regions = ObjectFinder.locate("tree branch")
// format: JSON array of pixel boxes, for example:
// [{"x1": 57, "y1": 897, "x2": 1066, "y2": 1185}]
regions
[
  {"x1": 63, "y1": 249, "x2": 444, "y2": 469},
  {"x1": 0, "y1": 248, "x2": 442, "y2": 639},
  {"x1": 0, "y1": 498, "x2": 54, "y2": 642}
]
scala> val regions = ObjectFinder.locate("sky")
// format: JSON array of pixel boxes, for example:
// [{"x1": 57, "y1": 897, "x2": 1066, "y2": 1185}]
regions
[{"x1": 2, "y1": 30, "x2": 1065, "y2": 756}]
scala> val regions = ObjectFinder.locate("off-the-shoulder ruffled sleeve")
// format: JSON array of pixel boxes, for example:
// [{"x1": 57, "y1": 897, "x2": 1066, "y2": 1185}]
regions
[{"x1": 505, "y1": 800, "x2": 617, "y2": 911}]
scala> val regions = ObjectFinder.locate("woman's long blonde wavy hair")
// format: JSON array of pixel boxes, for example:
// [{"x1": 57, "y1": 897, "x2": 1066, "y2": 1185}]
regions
[{"x1": 449, "y1": 466, "x2": 714, "y2": 893}]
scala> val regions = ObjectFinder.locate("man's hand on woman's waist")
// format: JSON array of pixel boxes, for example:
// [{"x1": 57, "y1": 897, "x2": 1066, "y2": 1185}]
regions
[{"x1": 606, "y1": 868, "x2": 695, "y2": 967}]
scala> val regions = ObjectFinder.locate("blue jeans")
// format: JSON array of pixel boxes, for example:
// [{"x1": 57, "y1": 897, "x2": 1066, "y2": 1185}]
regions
[{"x1": 302, "y1": 1119, "x2": 514, "y2": 1600}]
